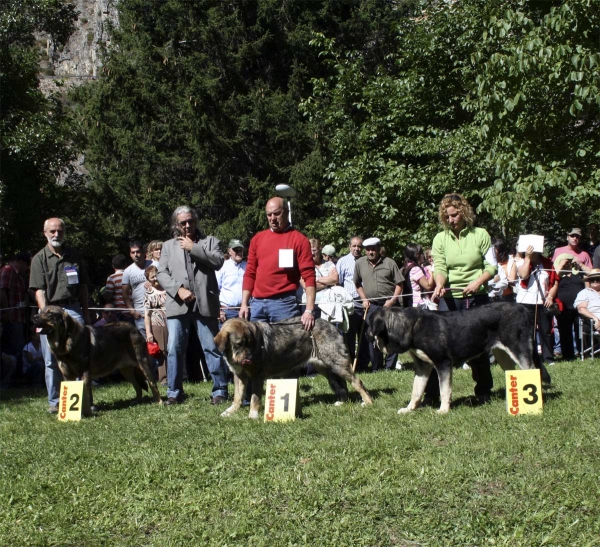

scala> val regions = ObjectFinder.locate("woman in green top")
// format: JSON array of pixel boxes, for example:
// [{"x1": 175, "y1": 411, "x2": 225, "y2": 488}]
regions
[{"x1": 425, "y1": 193, "x2": 496, "y2": 405}]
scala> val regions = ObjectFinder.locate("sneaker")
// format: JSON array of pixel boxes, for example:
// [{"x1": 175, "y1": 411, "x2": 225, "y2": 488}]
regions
[
  {"x1": 211, "y1": 395, "x2": 227, "y2": 405},
  {"x1": 48, "y1": 405, "x2": 59, "y2": 414},
  {"x1": 164, "y1": 397, "x2": 181, "y2": 406}
]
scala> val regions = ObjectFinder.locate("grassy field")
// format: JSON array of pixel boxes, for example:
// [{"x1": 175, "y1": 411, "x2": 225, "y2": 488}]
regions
[{"x1": 1, "y1": 359, "x2": 599, "y2": 547}]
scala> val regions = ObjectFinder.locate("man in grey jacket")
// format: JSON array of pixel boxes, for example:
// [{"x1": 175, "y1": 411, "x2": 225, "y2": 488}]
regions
[{"x1": 157, "y1": 205, "x2": 228, "y2": 405}]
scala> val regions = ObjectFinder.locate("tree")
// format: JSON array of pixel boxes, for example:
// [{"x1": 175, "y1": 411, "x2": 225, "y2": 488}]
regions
[
  {"x1": 0, "y1": 0, "x2": 79, "y2": 255},
  {"x1": 73, "y1": 0, "x2": 411, "y2": 255},
  {"x1": 302, "y1": 0, "x2": 600, "y2": 257}
]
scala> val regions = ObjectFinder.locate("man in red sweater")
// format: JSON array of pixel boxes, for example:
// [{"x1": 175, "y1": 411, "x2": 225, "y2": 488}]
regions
[{"x1": 239, "y1": 197, "x2": 316, "y2": 330}]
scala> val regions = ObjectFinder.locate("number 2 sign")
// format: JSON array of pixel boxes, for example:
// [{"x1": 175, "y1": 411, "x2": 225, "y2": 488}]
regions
[
  {"x1": 505, "y1": 370, "x2": 543, "y2": 416},
  {"x1": 57, "y1": 381, "x2": 86, "y2": 421}
]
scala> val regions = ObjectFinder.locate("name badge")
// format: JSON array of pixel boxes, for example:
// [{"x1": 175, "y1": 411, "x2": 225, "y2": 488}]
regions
[
  {"x1": 65, "y1": 265, "x2": 79, "y2": 285},
  {"x1": 279, "y1": 249, "x2": 294, "y2": 268}
]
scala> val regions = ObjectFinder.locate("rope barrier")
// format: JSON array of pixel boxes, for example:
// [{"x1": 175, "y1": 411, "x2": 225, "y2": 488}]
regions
[{"x1": 0, "y1": 267, "x2": 592, "y2": 313}]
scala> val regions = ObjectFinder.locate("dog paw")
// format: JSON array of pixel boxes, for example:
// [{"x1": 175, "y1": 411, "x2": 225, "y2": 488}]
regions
[
  {"x1": 221, "y1": 405, "x2": 236, "y2": 417},
  {"x1": 397, "y1": 407, "x2": 412, "y2": 414},
  {"x1": 437, "y1": 407, "x2": 450, "y2": 414},
  {"x1": 248, "y1": 410, "x2": 259, "y2": 419},
  {"x1": 334, "y1": 401, "x2": 344, "y2": 407}
]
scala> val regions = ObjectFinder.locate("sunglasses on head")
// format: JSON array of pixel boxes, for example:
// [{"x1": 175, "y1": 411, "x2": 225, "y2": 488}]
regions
[{"x1": 444, "y1": 193, "x2": 462, "y2": 202}]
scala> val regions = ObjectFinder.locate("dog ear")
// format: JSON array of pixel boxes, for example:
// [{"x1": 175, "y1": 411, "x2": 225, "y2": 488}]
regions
[
  {"x1": 214, "y1": 328, "x2": 229, "y2": 353},
  {"x1": 372, "y1": 315, "x2": 389, "y2": 345}
]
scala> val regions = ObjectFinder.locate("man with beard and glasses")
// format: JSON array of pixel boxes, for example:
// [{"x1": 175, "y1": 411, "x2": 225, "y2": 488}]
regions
[
  {"x1": 29, "y1": 217, "x2": 90, "y2": 414},
  {"x1": 157, "y1": 206, "x2": 229, "y2": 406}
]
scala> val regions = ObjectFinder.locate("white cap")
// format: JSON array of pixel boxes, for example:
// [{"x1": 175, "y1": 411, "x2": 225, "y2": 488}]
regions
[{"x1": 362, "y1": 237, "x2": 381, "y2": 247}]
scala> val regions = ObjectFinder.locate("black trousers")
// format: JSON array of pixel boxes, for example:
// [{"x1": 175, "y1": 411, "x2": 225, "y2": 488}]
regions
[
  {"x1": 556, "y1": 308, "x2": 580, "y2": 361},
  {"x1": 424, "y1": 294, "x2": 493, "y2": 399},
  {"x1": 366, "y1": 303, "x2": 398, "y2": 371},
  {"x1": 344, "y1": 304, "x2": 370, "y2": 372}
]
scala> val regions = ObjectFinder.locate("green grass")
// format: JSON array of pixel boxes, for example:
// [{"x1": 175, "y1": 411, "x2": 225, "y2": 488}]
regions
[{"x1": 1, "y1": 360, "x2": 600, "y2": 547}]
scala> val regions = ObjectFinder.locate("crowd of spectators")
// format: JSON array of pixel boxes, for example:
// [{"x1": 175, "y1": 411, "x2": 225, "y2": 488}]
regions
[{"x1": 0, "y1": 209, "x2": 598, "y2": 407}]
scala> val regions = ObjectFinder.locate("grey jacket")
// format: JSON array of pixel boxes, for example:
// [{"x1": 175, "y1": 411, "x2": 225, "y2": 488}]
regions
[{"x1": 157, "y1": 233, "x2": 224, "y2": 318}]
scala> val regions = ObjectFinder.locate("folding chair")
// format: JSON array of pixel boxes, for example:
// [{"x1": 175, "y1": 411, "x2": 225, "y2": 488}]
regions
[{"x1": 579, "y1": 315, "x2": 600, "y2": 360}]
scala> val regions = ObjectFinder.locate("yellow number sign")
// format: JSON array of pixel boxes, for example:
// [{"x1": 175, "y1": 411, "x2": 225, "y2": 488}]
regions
[
  {"x1": 57, "y1": 381, "x2": 86, "y2": 421},
  {"x1": 505, "y1": 370, "x2": 543, "y2": 416},
  {"x1": 264, "y1": 379, "x2": 300, "y2": 422}
]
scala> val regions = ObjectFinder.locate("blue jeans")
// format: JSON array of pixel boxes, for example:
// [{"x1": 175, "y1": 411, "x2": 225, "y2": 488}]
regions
[
  {"x1": 41, "y1": 305, "x2": 84, "y2": 407},
  {"x1": 250, "y1": 293, "x2": 301, "y2": 323},
  {"x1": 218, "y1": 307, "x2": 239, "y2": 330},
  {"x1": 134, "y1": 317, "x2": 147, "y2": 340},
  {"x1": 166, "y1": 313, "x2": 228, "y2": 400}
]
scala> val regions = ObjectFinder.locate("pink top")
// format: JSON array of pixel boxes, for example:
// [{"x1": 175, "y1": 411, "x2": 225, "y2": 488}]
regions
[{"x1": 552, "y1": 245, "x2": 592, "y2": 268}]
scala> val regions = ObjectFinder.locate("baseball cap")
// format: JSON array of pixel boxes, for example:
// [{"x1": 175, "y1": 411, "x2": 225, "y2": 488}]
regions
[
  {"x1": 568, "y1": 228, "x2": 582, "y2": 236},
  {"x1": 322, "y1": 244, "x2": 336, "y2": 257},
  {"x1": 228, "y1": 239, "x2": 245, "y2": 250}
]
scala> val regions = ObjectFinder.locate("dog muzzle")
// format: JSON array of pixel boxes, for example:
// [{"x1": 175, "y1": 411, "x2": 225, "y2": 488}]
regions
[{"x1": 241, "y1": 358, "x2": 253, "y2": 367}]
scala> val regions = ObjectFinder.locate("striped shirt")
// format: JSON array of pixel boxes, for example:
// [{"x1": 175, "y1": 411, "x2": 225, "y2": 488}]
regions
[{"x1": 105, "y1": 270, "x2": 125, "y2": 308}]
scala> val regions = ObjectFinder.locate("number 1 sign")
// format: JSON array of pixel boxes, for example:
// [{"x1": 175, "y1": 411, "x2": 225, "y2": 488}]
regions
[{"x1": 264, "y1": 379, "x2": 301, "y2": 422}]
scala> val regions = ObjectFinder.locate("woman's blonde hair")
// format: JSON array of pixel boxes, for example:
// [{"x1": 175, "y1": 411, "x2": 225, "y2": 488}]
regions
[
  {"x1": 438, "y1": 192, "x2": 476, "y2": 230},
  {"x1": 146, "y1": 240, "x2": 163, "y2": 259}
]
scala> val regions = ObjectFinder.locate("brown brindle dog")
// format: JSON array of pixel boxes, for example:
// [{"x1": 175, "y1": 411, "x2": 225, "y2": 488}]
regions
[
  {"x1": 214, "y1": 317, "x2": 373, "y2": 419},
  {"x1": 34, "y1": 306, "x2": 162, "y2": 415}
]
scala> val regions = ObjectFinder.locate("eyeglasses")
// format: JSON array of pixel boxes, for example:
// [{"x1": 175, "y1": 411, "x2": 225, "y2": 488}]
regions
[{"x1": 178, "y1": 219, "x2": 195, "y2": 226}]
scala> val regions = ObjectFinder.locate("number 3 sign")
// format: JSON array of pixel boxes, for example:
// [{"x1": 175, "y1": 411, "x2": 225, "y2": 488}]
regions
[
  {"x1": 505, "y1": 370, "x2": 543, "y2": 416},
  {"x1": 57, "y1": 381, "x2": 87, "y2": 421}
]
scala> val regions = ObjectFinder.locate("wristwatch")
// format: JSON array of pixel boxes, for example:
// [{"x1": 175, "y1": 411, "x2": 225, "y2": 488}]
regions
[{"x1": 304, "y1": 309, "x2": 315, "y2": 316}]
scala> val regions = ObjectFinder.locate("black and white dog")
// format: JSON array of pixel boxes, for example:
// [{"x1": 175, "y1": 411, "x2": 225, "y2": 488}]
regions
[{"x1": 367, "y1": 302, "x2": 540, "y2": 414}]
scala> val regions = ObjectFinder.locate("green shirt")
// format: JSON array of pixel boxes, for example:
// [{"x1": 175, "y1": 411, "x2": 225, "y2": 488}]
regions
[
  {"x1": 29, "y1": 245, "x2": 89, "y2": 304},
  {"x1": 353, "y1": 256, "x2": 404, "y2": 303},
  {"x1": 432, "y1": 226, "x2": 496, "y2": 297}
]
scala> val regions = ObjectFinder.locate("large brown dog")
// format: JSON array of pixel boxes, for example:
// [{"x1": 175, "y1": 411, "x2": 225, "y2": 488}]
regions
[
  {"x1": 214, "y1": 317, "x2": 373, "y2": 419},
  {"x1": 34, "y1": 306, "x2": 162, "y2": 415}
]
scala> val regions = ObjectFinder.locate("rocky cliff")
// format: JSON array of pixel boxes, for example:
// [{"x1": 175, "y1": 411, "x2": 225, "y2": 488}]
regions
[{"x1": 40, "y1": 0, "x2": 118, "y2": 94}]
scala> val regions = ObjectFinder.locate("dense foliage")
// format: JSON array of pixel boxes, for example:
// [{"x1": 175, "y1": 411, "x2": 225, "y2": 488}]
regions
[
  {"x1": 302, "y1": 0, "x2": 600, "y2": 255},
  {"x1": 73, "y1": 0, "x2": 412, "y2": 255},
  {"x1": 0, "y1": 0, "x2": 80, "y2": 255},
  {"x1": 1, "y1": 0, "x2": 598, "y2": 268}
]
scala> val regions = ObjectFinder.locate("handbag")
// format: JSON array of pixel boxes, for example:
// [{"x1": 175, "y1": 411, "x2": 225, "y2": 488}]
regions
[
  {"x1": 146, "y1": 341, "x2": 162, "y2": 357},
  {"x1": 533, "y1": 269, "x2": 562, "y2": 317}
]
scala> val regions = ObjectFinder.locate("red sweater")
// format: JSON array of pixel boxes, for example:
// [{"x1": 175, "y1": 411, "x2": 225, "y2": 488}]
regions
[{"x1": 243, "y1": 228, "x2": 316, "y2": 298}]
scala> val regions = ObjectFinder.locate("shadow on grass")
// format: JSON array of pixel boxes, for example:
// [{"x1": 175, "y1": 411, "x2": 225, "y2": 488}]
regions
[
  {"x1": 300, "y1": 387, "x2": 397, "y2": 406},
  {"x1": 0, "y1": 387, "x2": 46, "y2": 405}
]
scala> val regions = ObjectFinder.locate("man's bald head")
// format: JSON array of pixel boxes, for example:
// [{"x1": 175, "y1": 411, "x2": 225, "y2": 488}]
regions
[{"x1": 265, "y1": 197, "x2": 289, "y2": 233}]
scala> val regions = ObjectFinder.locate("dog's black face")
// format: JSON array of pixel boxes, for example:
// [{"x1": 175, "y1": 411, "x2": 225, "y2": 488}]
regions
[
  {"x1": 366, "y1": 309, "x2": 389, "y2": 347},
  {"x1": 33, "y1": 306, "x2": 69, "y2": 336}
]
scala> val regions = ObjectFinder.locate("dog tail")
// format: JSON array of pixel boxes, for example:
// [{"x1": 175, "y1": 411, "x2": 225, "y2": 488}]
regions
[{"x1": 133, "y1": 367, "x2": 149, "y2": 392}]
